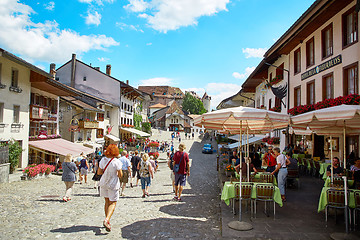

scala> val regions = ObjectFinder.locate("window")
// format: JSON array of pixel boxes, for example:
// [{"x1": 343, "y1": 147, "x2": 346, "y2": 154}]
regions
[
  {"x1": 322, "y1": 73, "x2": 334, "y2": 100},
  {"x1": 96, "y1": 129, "x2": 104, "y2": 138},
  {"x1": 294, "y1": 48, "x2": 301, "y2": 74},
  {"x1": 13, "y1": 105, "x2": 20, "y2": 123},
  {"x1": 11, "y1": 69, "x2": 19, "y2": 87},
  {"x1": 343, "y1": 7, "x2": 358, "y2": 47},
  {"x1": 106, "y1": 111, "x2": 110, "y2": 118},
  {"x1": 322, "y1": 23, "x2": 333, "y2": 59},
  {"x1": 307, "y1": 81, "x2": 315, "y2": 105},
  {"x1": 97, "y1": 113, "x2": 104, "y2": 121},
  {"x1": 0, "y1": 102, "x2": 3, "y2": 123},
  {"x1": 0, "y1": 63, "x2": 2, "y2": 84},
  {"x1": 268, "y1": 98, "x2": 272, "y2": 110},
  {"x1": 294, "y1": 86, "x2": 301, "y2": 107},
  {"x1": 276, "y1": 63, "x2": 284, "y2": 80},
  {"x1": 306, "y1": 38, "x2": 315, "y2": 67},
  {"x1": 343, "y1": 63, "x2": 359, "y2": 95}
]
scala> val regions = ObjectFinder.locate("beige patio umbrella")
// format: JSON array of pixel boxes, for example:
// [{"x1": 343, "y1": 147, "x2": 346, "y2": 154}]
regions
[{"x1": 194, "y1": 106, "x2": 289, "y2": 231}]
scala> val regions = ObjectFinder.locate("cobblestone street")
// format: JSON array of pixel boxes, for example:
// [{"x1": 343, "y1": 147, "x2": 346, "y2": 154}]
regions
[{"x1": 0, "y1": 133, "x2": 221, "y2": 240}]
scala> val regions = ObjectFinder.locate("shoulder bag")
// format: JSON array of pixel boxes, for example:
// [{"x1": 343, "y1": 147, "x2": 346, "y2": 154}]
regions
[{"x1": 173, "y1": 152, "x2": 184, "y2": 173}]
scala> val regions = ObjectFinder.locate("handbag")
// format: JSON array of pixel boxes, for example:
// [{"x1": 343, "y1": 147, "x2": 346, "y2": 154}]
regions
[
  {"x1": 173, "y1": 152, "x2": 184, "y2": 173},
  {"x1": 93, "y1": 158, "x2": 113, "y2": 181}
]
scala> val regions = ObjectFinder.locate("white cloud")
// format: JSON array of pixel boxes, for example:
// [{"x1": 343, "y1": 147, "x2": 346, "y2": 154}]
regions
[
  {"x1": 124, "y1": 0, "x2": 149, "y2": 12},
  {"x1": 44, "y1": 1, "x2": 55, "y2": 10},
  {"x1": 139, "y1": 77, "x2": 173, "y2": 86},
  {"x1": 78, "y1": 0, "x2": 114, "y2": 5},
  {"x1": 116, "y1": 22, "x2": 144, "y2": 32},
  {"x1": 242, "y1": 48, "x2": 267, "y2": 58},
  {"x1": 232, "y1": 66, "x2": 255, "y2": 80},
  {"x1": 146, "y1": 42, "x2": 152, "y2": 46},
  {"x1": 0, "y1": 0, "x2": 119, "y2": 63},
  {"x1": 126, "y1": 0, "x2": 230, "y2": 33},
  {"x1": 182, "y1": 87, "x2": 206, "y2": 97},
  {"x1": 85, "y1": 11, "x2": 102, "y2": 26},
  {"x1": 98, "y1": 57, "x2": 109, "y2": 62}
]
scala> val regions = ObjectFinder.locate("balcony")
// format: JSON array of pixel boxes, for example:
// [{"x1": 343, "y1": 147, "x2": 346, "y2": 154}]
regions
[{"x1": 79, "y1": 120, "x2": 99, "y2": 129}]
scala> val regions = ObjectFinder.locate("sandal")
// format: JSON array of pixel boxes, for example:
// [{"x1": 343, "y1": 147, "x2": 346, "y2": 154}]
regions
[
  {"x1": 67, "y1": 198, "x2": 71, "y2": 201},
  {"x1": 63, "y1": 197, "x2": 68, "y2": 202},
  {"x1": 173, "y1": 196, "x2": 178, "y2": 201},
  {"x1": 103, "y1": 219, "x2": 111, "y2": 232}
]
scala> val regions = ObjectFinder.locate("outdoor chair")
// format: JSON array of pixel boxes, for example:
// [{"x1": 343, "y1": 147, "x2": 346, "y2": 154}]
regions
[
  {"x1": 309, "y1": 159, "x2": 317, "y2": 177},
  {"x1": 329, "y1": 177, "x2": 344, "y2": 188},
  {"x1": 254, "y1": 184, "x2": 275, "y2": 219},
  {"x1": 232, "y1": 183, "x2": 253, "y2": 215},
  {"x1": 286, "y1": 169, "x2": 300, "y2": 189},
  {"x1": 325, "y1": 189, "x2": 350, "y2": 225},
  {"x1": 353, "y1": 191, "x2": 360, "y2": 229},
  {"x1": 314, "y1": 160, "x2": 321, "y2": 178},
  {"x1": 260, "y1": 174, "x2": 274, "y2": 184}
]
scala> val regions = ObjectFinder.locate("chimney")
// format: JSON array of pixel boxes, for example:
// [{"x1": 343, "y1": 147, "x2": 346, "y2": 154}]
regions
[
  {"x1": 70, "y1": 54, "x2": 76, "y2": 87},
  {"x1": 50, "y1": 63, "x2": 56, "y2": 79},
  {"x1": 106, "y1": 64, "x2": 111, "y2": 75},
  {"x1": 126, "y1": 80, "x2": 129, "y2": 85}
]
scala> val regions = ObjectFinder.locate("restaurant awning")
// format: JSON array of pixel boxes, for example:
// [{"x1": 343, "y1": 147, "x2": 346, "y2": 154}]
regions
[
  {"x1": 105, "y1": 134, "x2": 120, "y2": 142},
  {"x1": 120, "y1": 127, "x2": 150, "y2": 137},
  {"x1": 29, "y1": 138, "x2": 93, "y2": 157}
]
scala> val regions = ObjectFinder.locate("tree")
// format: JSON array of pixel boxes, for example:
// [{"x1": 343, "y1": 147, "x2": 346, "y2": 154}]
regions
[{"x1": 182, "y1": 92, "x2": 207, "y2": 114}]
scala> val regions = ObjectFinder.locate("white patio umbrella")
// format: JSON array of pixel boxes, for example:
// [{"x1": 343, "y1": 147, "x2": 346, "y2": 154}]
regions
[{"x1": 194, "y1": 106, "x2": 289, "y2": 231}]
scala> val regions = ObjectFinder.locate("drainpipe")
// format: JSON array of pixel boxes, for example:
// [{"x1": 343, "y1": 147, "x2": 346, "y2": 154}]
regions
[{"x1": 70, "y1": 54, "x2": 76, "y2": 88}]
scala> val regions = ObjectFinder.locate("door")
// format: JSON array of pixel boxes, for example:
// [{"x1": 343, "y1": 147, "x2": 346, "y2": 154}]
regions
[{"x1": 313, "y1": 134, "x2": 325, "y2": 159}]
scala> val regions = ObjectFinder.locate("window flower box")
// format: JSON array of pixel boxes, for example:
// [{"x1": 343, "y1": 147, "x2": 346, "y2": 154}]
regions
[{"x1": 9, "y1": 86, "x2": 22, "y2": 93}]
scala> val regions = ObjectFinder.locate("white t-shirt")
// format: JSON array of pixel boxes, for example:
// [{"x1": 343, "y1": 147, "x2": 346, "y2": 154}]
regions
[
  {"x1": 119, "y1": 156, "x2": 131, "y2": 170},
  {"x1": 276, "y1": 154, "x2": 287, "y2": 168},
  {"x1": 98, "y1": 157, "x2": 122, "y2": 190}
]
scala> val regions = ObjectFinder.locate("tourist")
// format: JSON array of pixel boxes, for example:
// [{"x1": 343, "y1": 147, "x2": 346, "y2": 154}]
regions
[
  {"x1": 173, "y1": 143, "x2": 190, "y2": 201},
  {"x1": 263, "y1": 146, "x2": 277, "y2": 174},
  {"x1": 79, "y1": 154, "x2": 90, "y2": 184},
  {"x1": 92, "y1": 156, "x2": 101, "y2": 189},
  {"x1": 192, "y1": 132, "x2": 194, "y2": 139},
  {"x1": 130, "y1": 150, "x2": 141, "y2": 187},
  {"x1": 271, "y1": 147, "x2": 290, "y2": 202},
  {"x1": 167, "y1": 150, "x2": 175, "y2": 192},
  {"x1": 138, "y1": 153, "x2": 154, "y2": 198},
  {"x1": 149, "y1": 155, "x2": 157, "y2": 174},
  {"x1": 97, "y1": 144, "x2": 123, "y2": 232},
  {"x1": 326, "y1": 157, "x2": 344, "y2": 177},
  {"x1": 61, "y1": 154, "x2": 77, "y2": 202},
  {"x1": 76, "y1": 152, "x2": 85, "y2": 183},
  {"x1": 351, "y1": 158, "x2": 360, "y2": 177},
  {"x1": 234, "y1": 157, "x2": 257, "y2": 180},
  {"x1": 119, "y1": 150, "x2": 131, "y2": 196},
  {"x1": 229, "y1": 150, "x2": 237, "y2": 165}
]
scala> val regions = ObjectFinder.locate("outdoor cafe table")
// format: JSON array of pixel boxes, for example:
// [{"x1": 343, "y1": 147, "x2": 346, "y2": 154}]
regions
[
  {"x1": 221, "y1": 181, "x2": 283, "y2": 207},
  {"x1": 323, "y1": 177, "x2": 354, "y2": 187},
  {"x1": 317, "y1": 187, "x2": 360, "y2": 212},
  {"x1": 235, "y1": 172, "x2": 278, "y2": 186},
  {"x1": 320, "y1": 163, "x2": 331, "y2": 180}
]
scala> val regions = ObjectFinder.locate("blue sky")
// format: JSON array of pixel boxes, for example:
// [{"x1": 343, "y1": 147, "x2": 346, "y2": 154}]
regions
[{"x1": 0, "y1": 0, "x2": 315, "y2": 108}]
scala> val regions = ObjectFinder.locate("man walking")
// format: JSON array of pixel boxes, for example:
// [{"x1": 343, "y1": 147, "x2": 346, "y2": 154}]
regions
[
  {"x1": 119, "y1": 150, "x2": 131, "y2": 196},
  {"x1": 130, "y1": 150, "x2": 141, "y2": 187},
  {"x1": 172, "y1": 143, "x2": 190, "y2": 201}
]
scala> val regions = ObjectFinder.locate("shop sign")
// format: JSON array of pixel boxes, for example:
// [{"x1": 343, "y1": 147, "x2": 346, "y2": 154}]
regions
[{"x1": 301, "y1": 55, "x2": 342, "y2": 80}]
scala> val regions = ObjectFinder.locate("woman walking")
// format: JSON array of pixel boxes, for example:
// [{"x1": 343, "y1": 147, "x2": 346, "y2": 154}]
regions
[
  {"x1": 97, "y1": 144, "x2": 123, "y2": 232},
  {"x1": 138, "y1": 153, "x2": 154, "y2": 198},
  {"x1": 79, "y1": 155, "x2": 90, "y2": 184},
  {"x1": 271, "y1": 147, "x2": 290, "y2": 202},
  {"x1": 62, "y1": 154, "x2": 77, "y2": 202}
]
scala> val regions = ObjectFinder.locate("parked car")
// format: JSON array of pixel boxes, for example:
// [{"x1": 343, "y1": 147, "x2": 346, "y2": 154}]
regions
[{"x1": 202, "y1": 143, "x2": 213, "y2": 154}]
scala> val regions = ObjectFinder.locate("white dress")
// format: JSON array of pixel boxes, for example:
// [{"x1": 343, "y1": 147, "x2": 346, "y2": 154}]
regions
[{"x1": 98, "y1": 157, "x2": 122, "y2": 190}]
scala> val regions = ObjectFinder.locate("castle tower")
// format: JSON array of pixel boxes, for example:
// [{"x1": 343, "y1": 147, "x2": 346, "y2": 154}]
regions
[{"x1": 202, "y1": 92, "x2": 211, "y2": 112}]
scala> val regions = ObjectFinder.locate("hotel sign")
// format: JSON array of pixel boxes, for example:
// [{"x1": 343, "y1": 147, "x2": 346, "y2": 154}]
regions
[{"x1": 301, "y1": 55, "x2": 342, "y2": 80}]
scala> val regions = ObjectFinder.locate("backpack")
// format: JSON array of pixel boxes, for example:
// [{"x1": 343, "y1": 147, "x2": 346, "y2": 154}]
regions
[{"x1": 169, "y1": 153, "x2": 174, "y2": 170}]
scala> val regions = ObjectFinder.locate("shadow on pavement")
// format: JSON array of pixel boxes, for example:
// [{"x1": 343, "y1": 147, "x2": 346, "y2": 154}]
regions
[
  {"x1": 121, "y1": 217, "x2": 214, "y2": 239},
  {"x1": 50, "y1": 225, "x2": 107, "y2": 236},
  {"x1": 73, "y1": 193, "x2": 99, "y2": 197},
  {"x1": 36, "y1": 199, "x2": 63, "y2": 202}
]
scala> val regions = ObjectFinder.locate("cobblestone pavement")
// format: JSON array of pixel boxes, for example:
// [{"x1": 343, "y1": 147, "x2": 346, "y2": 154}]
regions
[{"x1": 0, "y1": 131, "x2": 221, "y2": 240}]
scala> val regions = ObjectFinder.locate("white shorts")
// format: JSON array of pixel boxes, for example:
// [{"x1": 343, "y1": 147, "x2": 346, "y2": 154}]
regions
[
  {"x1": 80, "y1": 168, "x2": 88, "y2": 175},
  {"x1": 100, "y1": 186, "x2": 119, "y2": 202},
  {"x1": 170, "y1": 171, "x2": 175, "y2": 182}
]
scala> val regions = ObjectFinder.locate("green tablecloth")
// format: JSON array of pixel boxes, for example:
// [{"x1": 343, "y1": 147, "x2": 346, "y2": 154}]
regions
[
  {"x1": 317, "y1": 187, "x2": 360, "y2": 212},
  {"x1": 221, "y1": 181, "x2": 283, "y2": 207},
  {"x1": 319, "y1": 163, "x2": 330, "y2": 175},
  {"x1": 234, "y1": 172, "x2": 277, "y2": 186},
  {"x1": 323, "y1": 177, "x2": 354, "y2": 187}
]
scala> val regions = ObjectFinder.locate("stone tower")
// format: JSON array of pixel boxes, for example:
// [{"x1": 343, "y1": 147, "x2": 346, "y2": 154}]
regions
[{"x1": 202, "y1": 92, "x2": 211, "y2": 112}]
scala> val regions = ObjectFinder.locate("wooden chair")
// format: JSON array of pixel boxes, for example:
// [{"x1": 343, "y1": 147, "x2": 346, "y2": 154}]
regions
[
  {"x1": 325, "y1": 189, "x2": 350, "y2": 225},
  {"x1": 286, "y1": 169, "x2": 300, "y2": 189},
  {"x1": 329, "y1": 177, "x2": 344, "y2": 188},
  {"x1": 353, "y1": 191, "x2": 360, "y2": 228},
  {"x1": 254, "y1": 184, "x2": 275, "y2": 219},
  {"x1": 260, "y1": 174, "x2": 274, "y2": 184},
  {"x1": 314, "y1": 161, "x2": 321, "y2": 178},
  {"x1": 232, "y1": 183, "x2": 253, "y2": 215}
]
